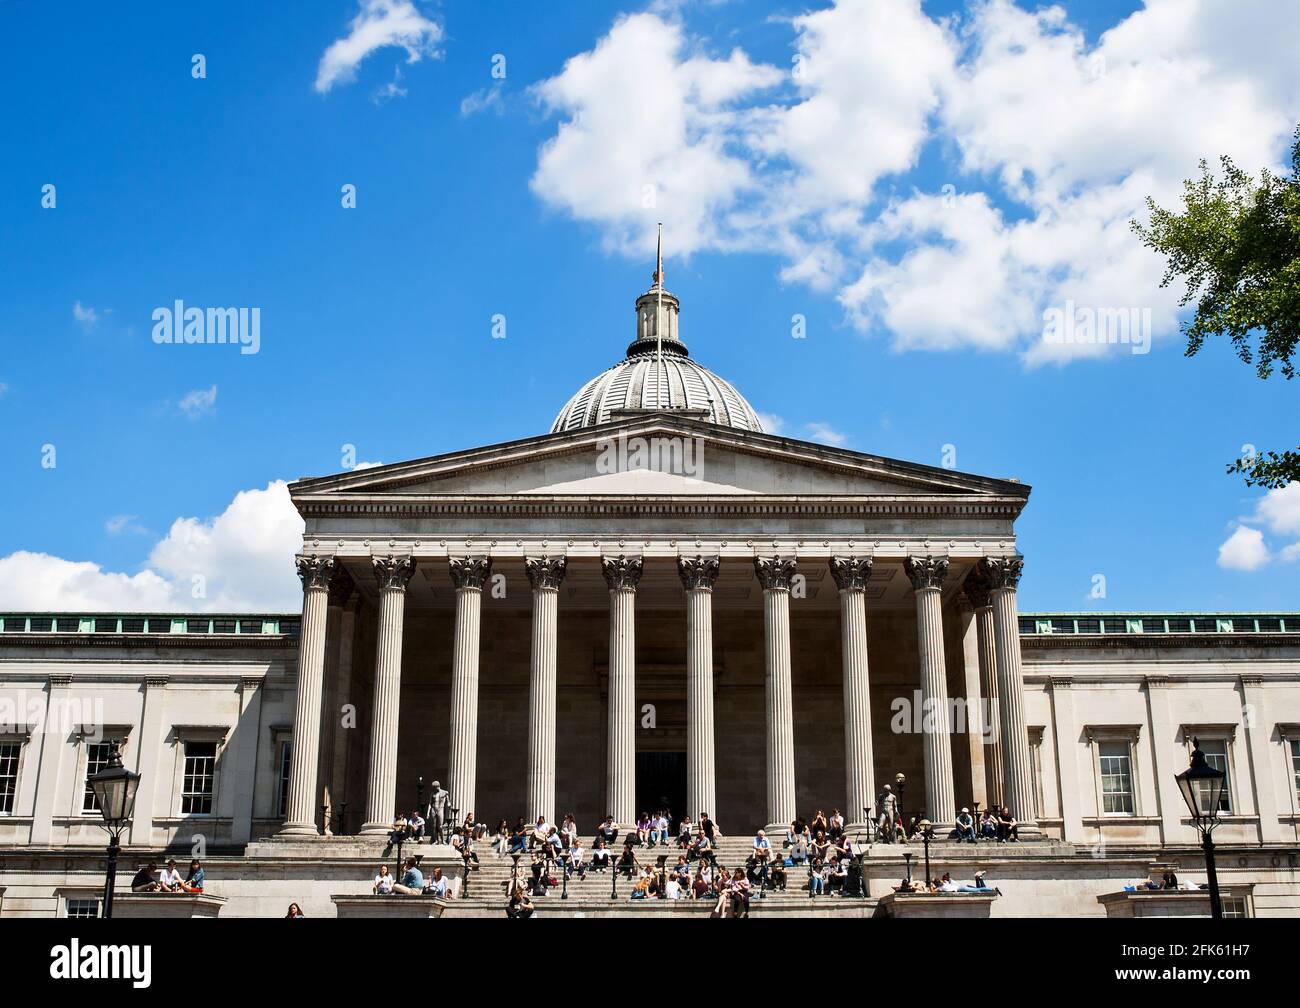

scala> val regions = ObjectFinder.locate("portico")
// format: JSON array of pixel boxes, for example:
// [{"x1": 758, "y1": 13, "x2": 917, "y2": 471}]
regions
[{"x1": 277, "y1": 416, "x2": 1038, "y2": 838}]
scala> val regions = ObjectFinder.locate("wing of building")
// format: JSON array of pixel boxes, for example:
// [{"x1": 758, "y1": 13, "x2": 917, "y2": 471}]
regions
[{"x1": 2, "y1": 255, "x2": 1298, "y2": 918}]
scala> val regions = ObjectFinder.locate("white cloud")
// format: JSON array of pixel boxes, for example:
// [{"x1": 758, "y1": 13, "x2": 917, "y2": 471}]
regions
[
  {"x1": 529, "y1": 0, "x2": 1300, "y2": 363},
  {"x1": 804, "y1": 421, "x2": 848, "y2": 447},
  {"x1": 0, "y1": 381, "x2": 8, "y2": 397},
  {"x1": 460, "y1": 86, "x2": 504, "y2": 118},
  {"x1": 1254, "y1": 481, "x2": 1300, "y2": 538},
  {"x1": 72, "y1": 301, "x2": 100, "y2": 331},
  {"x1": 754, "y1": 412, "x2": 784, "y2": 435},
  {"x1": 530, "y1": 12, "x2": 783, "y2": 258},
  {"x1": 105, "y1": 515, "x2": 147, "y2": 536},
  {"x1": 316, "y1": 0, "x2": 443, "y2": 95},
  {"x1": 0, "y1": 482, "x2": 304, "y2": 612},
  {"x1": 351, "y1": 460, "x2": 384, "y2": 470},
  {"x1": 1217, "y1": 525, "x2": 1270, "y2": 571},
  {"x1": 176, "y1": 384, "x2": 217, "y2": 420}
]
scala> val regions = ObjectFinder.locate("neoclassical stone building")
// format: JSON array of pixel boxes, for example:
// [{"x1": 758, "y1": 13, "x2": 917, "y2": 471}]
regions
[{"x1": 1, "y1": 257, "x2": 1298, "y2": 917}]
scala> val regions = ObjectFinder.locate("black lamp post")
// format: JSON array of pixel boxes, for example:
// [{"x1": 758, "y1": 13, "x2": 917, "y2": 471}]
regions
[
  {"x1": 918, "y1": 819, "x2": 935, "y2": 888},
  {"x1": 895, "y1": 773, "x2": 906, "y2": 841},
  {"x1": 972, "y1": 801, "x2": 981, "y2": 843},
  {"x1": 902, "y1": 851, "x2": 914, "y2": 888},
  {"x1": 88, "y1": 741, "x2": 141, "y2": 919},
  {"x1": 1175, "y1": 737, "x2": 1227, "y2": 919},
  {"x1": 561, "y1": 852, "x2": 570, "y2": 899},
  {"x1": 416, "y1": 776, "x2": 425, "y2": 823}
]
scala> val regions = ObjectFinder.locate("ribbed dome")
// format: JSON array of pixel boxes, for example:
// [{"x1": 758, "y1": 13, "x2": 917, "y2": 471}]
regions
[
  {"x1": 551, "y1": 352, "x2": 765, "y2": 434},
  {"x1": 551, "y1": 226, "x2": 765, "y2": 435}
]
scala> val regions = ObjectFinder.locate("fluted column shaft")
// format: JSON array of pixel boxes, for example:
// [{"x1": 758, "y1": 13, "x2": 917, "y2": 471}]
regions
[
  {"x1": 447, "y1": 556, "x2": 491, "y2": 824},
  {"x1": 756, "y1": 557, "x2": 797, "y2": 830},
  {"x1": 680, "y1": 556, "x2": 720, "y2": 821},
  {"x1": 602, "y1": 556, "x2": 642, "y2": 827},
  {"x1": 974, "y1": 604, "x2": 1003, "y2": 806},
  {"x1": 832, "y1": 557, "x2": 875, "y2": 829},
  {"x1": 985, "y1": 556, "x2": 1040, "y2": 836},
  {"x1": 361, "y1": 555, "x2": 414, "y2": 834},
  {"x1": 906, "y1": 557, "x2": 957, "y2": 830},
  {"x1": 525, "y1": 557, "x2": 565, "y2": 823},
  {"x1": 279, "y1": 555, "x2": 336, "y2": 835}
]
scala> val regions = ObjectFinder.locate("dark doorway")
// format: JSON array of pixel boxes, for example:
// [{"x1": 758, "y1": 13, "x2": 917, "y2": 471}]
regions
[{"x1": 636, "y1": 751, "x2": 687, "y2": 833}]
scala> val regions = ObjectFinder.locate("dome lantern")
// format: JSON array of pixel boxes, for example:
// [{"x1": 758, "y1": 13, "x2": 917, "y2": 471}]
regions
[{"x1": 550, "y1": 227, "x2": 764, "y2": 435}]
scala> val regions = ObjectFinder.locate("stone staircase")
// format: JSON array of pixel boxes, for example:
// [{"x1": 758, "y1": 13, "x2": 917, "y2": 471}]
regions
[{"x1": 438, "y1": 836, "x2": 875, "y2": 911}]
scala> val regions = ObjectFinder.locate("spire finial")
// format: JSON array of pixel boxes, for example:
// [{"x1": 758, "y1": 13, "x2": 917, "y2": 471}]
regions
[{"x1": 653, "y1": 222, "x2": 664, "y2": 289}]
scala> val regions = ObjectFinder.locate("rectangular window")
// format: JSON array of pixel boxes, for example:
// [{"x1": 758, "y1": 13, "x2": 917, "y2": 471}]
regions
[
  {"x1": 1199, "y1": 738, "x2": 1233, "y2": 813},
  {"x1": 1076, "y1": 618, "x2": 1101, "y2": 634},
  {"x1": 181, "y1": 741, "x2": 217, "y2": 815},
  {"x1": 1291, "y1": 739, "x2": 1300, "y2": 805},
  {"x1": 121, "y1": 617, "x2": 145, "y2": 633},
  {"x1": 1222, "y1": 897, "x2": 1248, "y2": 919},
  {"x1": 1099, "y1": 741, "x2": 1135, "y2": 814},
  {"x1": 0, "y1": 742, "x2": 19, "y2": 814},
  {"x1": 277, "y1": 740, "x2": 292, "y2": 818},
  {"x1": 148, "y1": 617, "x2": 175, "y2": 634},
  {"x1": 66, "y1": 898, "x2": 99, "y2": 919},
  {"x1": 82, "y1": 742, "x2": 115, "y2": 813}
]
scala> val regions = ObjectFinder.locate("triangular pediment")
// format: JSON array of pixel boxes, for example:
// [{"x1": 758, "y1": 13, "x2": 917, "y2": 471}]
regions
[{"x1": 289, "y1": 415, "x2": 1030, "y2": 505}]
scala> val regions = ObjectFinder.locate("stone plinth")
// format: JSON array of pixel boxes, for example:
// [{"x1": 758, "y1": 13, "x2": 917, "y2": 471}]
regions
[
  {"x1": 112, "y1": 894, "x2": 226, "y2": 918},
  {"x1": 1096, "y1": 890, "x2": 1213, "y2": 918},
  {"x1": 332, "y1": 895, "x2": 450, "y2": 918},
  {"x1": 875, "y1": 892, "x2": 997, "y2": 918}
]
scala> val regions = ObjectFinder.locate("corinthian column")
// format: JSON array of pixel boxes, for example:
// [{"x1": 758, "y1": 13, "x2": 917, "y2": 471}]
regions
[
  {"x1": 963, "y1": 569, "x2": 1002, "y2": 808},
  {"x1": 525, "y1": 556, "x2": 566, "y2": 823},
  {"x1": 904, "y1": 556, "x2": 957, "y2": 831},
  {"x1": 831, "y1": 556, "x2": 876, "y2": 831},
  {"x1": 755, "y1": 556, "x2": 797, "y2": 831},
  {"x1": 447, "y1": 555, "x2": 491, "y2": 824},
  {"x1": 602, "y1": 555, "x2": 642, "y2": 827},
  {"x1": 983, "y1": 555, "x2": 1041, "y2": 838},
  {"x1": 279, "y1": 555, "x2": 338, "y2": 836},
  {"x1": 679, "y1": 555, "x2": 720, "y2": 822},
  {"x1": 361, "y1": 555, "x2": 415, "y2": 834}
]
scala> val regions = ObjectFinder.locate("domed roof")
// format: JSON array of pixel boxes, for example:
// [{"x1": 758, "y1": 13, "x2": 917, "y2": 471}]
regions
[
  {"x1": 550, "y1": 226, "x2": 765, "y2": 435},
  {"x1": 551, "y1": 352, "x2": 765, "y2": 434}
]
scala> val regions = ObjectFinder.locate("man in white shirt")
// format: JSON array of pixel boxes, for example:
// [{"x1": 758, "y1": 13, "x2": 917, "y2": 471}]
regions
[
  {"x1": 752, "y1": 830, "x2": 772, "y2": 862},
  {"x1": 159, "y1": 859, "x2": 184, "y2": 892}
]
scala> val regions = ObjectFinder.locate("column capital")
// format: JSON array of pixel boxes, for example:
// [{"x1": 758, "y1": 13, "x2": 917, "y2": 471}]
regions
[
  {"x1": 904, "y1": 555, "x2": 949, "y2": 592},
  {"x1": 754, "y1": 555, "x2": 797, "y2": 591},
  {"x1": 448, "y1": 555, "x2": 491, "y2": 590},
  {"x1": 601, "y1": 554, "x2": 643, "y2": 591},
  {"x1": 525, "y1": 555, "x2": 567, "y2": 591},
  {"x1": 962, "y1": 567, "x2": 994, "y2": 609},
  {"x1": 296, "y1": 554, "x2": 337, "y2": 591},
  {"x1": 981, "y1": 555, "x2": 1025, "y2": 591},
  {"x1": 829, "y1": 555, "x2": 873, "y2": 592},
  {"x1": 678, "y1": 555, "x2": 720, "y2": 591},
  {"x1": 373, "y1": 554, "x2": 416, "y2": 591}
]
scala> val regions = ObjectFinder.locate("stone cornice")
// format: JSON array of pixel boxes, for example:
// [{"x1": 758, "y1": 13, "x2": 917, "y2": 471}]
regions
[
  {"x1": 1022, "y1": 633, "x2": 1300, "y2": 651},
  {"x1": 0, "y1": 633, "x2": 298, "y2": 651},
  {"x1": 292, "y1": 494, "x2": 1027, "y2": 522}
]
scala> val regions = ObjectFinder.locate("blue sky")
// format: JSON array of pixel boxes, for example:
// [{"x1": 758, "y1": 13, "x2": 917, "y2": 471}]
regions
[{"x1": 0, "y1": 0, "x2": 1296, "y2": 613}]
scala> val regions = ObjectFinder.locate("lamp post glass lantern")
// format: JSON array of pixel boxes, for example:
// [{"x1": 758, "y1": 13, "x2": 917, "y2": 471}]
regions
[
  {"x1": 1175, "y1": 737, "x2": 1227, "y2": 919},
  {"x1": 89, "y1": 741, "x2": 141, "y2": 919}
]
